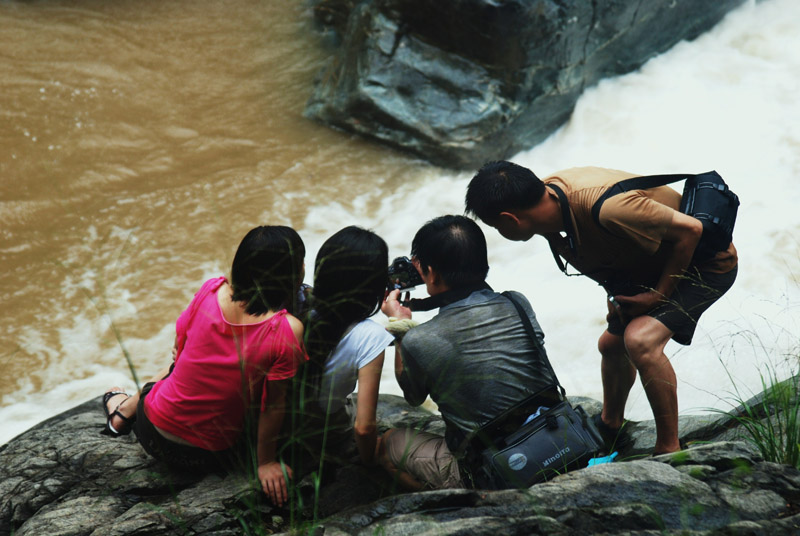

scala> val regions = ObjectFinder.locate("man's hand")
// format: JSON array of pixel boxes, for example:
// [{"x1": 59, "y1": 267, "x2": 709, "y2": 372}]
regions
[
  {"x1": 258, "y1": 461, "x2": 292, "y2": 507},
  {"x1": 606, "y1": 296, "x2": 626, "y2": 325},
  {"x1": 382, "y1": 289, "x2": 412, "y2": 320},
  {"x1": 614, "y1": 290, "x2": 662, "y2": 319}
]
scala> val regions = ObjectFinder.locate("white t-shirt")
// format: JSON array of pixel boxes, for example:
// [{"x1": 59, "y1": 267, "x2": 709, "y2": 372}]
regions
[{"x1": 317, "y1": 318, "x2": 394, "y2": 412}]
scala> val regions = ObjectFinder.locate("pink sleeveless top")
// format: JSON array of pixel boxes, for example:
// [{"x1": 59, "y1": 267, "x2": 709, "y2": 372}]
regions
[{"x1": 145, "y1": 277, "x2": 305, "y2": 451}]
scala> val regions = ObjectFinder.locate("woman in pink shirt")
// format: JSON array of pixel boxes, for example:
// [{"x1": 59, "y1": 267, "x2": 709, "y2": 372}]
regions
[{"x1": 101, "y1": 226, "x2": 307, "y2": 506}]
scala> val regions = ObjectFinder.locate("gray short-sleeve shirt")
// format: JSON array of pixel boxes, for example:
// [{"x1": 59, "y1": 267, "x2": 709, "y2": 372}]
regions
[{"x1": 399, "y1": 289, "x2": 558, "y2": 450}]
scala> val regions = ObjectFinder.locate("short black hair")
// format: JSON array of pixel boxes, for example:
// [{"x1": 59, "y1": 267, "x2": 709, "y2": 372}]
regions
[
  {"x1": 411, "y1": 215, "x2": 489, "y2": 289},
  {"x1": 230, "y1": 226, "x2": 305, "y2": 316},
  {"x1": 465, "y1": 160, "x2": 546, "y2": 221}
]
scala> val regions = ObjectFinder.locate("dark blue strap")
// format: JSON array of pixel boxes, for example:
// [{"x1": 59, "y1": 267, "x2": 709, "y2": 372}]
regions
[{"x1": 590, "y1": 174, "x2": 693, "y2": 227}]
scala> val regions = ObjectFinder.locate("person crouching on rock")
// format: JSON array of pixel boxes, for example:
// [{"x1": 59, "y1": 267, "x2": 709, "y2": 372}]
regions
[
  {"x1": 465, "y1": 161, "x2": 738, "y2": 455},
  {"x1": 378, "y1": 215, "x2": 558, "y2": 490},
  {"x1": 101, "y1": 225, "x2": 308, "y2": 507}
]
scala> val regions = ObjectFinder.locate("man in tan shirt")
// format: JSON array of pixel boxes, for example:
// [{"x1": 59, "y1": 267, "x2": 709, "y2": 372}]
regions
[{"x1": 465, "y1": 161, "x2": 737, "y2": 455}]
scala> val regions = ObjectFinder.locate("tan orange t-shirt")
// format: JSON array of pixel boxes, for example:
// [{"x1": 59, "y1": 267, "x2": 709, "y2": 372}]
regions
[{"x1": 544, "y1": 167, "x2": 737, "y2": 291}]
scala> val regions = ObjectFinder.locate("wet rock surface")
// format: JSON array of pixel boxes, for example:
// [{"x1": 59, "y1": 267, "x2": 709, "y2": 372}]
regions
[
  {"x1": 305, "y1": 0, "x2": 747, "y2": 169},
  {"x1": 2, "y1": 392, "x2": 800, "y2": 535}
]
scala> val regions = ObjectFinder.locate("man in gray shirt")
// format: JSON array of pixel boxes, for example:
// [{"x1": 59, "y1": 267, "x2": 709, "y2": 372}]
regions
[{"x1": 380, "y1": 215, "x2": 557, "y2": 489}]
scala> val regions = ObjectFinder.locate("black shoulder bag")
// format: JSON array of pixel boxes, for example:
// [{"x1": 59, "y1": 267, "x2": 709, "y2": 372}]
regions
[
  {"x1": 549, "y1": 171, "x2": 739, "y2": 273},
  {"x1": 592, "y1": 170, "x2": 739, "y2": 262},
  {"x1": 457, "y1": 292, "x2": 604, "y2": 490}
]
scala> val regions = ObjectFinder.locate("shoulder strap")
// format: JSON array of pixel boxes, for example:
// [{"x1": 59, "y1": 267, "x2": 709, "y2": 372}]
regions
[
  {"x1": 501, "y1": 291, "x2": 565, "y2": 397},
  {"x1": 407, "y1": 281, "x2": 492, "y2": 312},
  {"x1": 454, "y1": 292, "x2": 564, "y2": 459},
  {"x1": 591, "y1": 173, "x2": 694, "y2": 227},
  {"x1": 547, "y1": 183, "x2": 576, "y2": 274},
  {"x1": 547, "y1": 184, "x2": 577, "y2": 255}
]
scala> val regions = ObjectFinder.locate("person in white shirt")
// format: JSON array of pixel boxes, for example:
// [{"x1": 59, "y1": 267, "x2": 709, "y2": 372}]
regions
[{"x1": 288, "y1": 226, "x2": 393, "y2": 470}]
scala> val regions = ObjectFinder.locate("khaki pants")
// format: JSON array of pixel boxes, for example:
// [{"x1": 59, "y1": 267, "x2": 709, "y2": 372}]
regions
[{"x1": 384, "y1": 428, "x2": 464, "y2": 489}]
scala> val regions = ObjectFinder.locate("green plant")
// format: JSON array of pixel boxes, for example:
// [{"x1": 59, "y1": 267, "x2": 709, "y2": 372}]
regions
[
  {"x1": 723, "y1": 368, "x2": 800, "y2": 469},
  {"x1": 708, "y1": 283, "x2": 800, "y2": 469},
  {"x1": 668, "y1": 450, "x2": 690, "y2": 465}
]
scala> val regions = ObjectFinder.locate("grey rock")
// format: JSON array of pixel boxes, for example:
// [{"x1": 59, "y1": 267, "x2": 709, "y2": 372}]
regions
[
  {"x1": 708, "y1": 513, "x2": 800, "y2": 536},
  {"x1": 527, "y1": 460, "x2": 731, "y2": 530},
  {"x1": 15, "y1": 495, "x2": 125, "y2": 536},
  {"x1": 0, "y1": 394, "x2": 415, "y2": 536},
  {"x1": 311, "y1": 441, "x2": 800, "y2": 535},
  {"x1": 305, "y1": 0, "x2": 748, "y2": 168},
  {"x1": 3, "y1": 388, "x2": 800, "y2": 535}
]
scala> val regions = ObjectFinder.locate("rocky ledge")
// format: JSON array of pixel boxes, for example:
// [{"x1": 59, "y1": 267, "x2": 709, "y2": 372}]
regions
[
  {"x1": 2, "y1": 389, "x2": 799, "y2": 535},
  {"x1": 305, "y1": 0, "x2": 746, "y2": 169}
]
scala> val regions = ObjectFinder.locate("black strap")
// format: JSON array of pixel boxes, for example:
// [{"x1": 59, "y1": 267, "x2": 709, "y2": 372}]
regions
[
  {"x1": 501, "y1": 291, "x2": 565, "y2": 397},
  {"x1": 551, "y1": 174, "x2": 697, "y2": 274},
  {"x1": 548, "y1": 184, "x2": 577, "y2": 255},
  {"x1": 406, "y1": 281, "x2": 493, "y2": 312},
  {"x1": 454, "y1": 292, "x2": 564, "y2": 460},
  {"x1": 548, "y1": 241, "x2": 567, "y2": 274},
  {"x1": 547, "y1": 183, "x2": 578, "y2": 275},
  {"x1": 591, "y1": 173, "x2": 694, "y2": 227}
]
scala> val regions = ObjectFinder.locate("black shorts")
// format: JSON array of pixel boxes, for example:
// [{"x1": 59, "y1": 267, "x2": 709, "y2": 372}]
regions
[
  {"x1": 607, "y1": 266, "x2": 737, "y2": 345},
  {"x1": 135, "y1": 381, "x2": 237, "y2": 473}
]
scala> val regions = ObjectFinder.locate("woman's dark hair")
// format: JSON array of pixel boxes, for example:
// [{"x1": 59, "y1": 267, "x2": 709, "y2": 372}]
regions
[
  {"x1": 303, "y1": 226, "x2": 388, "y2": 392},
  {"x1": 230, "y1": 226, "x2": 305, "y2": 316},
  {"x1": 411, "y1": 215, "x2": 489, "y2": 289}
]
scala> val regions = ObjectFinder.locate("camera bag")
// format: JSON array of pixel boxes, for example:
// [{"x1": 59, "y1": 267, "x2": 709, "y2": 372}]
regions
[
  {"x1": 457, "y1": 292, "x2": 604, "y2": 490},
  {"x1": 590, "y1": 170, "x2": 739, "y2": 261},
  {"x1": 548, "y1": 171, "x2": 739, "y2": 274},
  {"x1": 467, "y1": 396, "x2": 603, "y2": 489}
]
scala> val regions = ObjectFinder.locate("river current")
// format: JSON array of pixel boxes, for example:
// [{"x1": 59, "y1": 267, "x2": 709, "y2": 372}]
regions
[{"x1": 1, "y1": 0, "x2": 798, "y2": 445}]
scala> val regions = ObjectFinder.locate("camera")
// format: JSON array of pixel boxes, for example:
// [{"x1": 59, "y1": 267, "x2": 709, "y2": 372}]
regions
[{"x1": 387, "y1": 256, "x2": 423, "y2": 290}]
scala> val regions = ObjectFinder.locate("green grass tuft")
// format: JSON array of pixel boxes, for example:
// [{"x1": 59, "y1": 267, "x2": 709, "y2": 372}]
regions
[{"x1": 722, "y1": 368, "x2": 800, "y2": 469}]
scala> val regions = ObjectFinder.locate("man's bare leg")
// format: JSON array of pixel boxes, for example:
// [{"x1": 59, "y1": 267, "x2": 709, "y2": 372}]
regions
[
  {"x1": 598, "y1": 330, "x2": 637, "y2": 430},
  {"x1": 623, "y1": 316, "x2": 680, "y2": 454}
]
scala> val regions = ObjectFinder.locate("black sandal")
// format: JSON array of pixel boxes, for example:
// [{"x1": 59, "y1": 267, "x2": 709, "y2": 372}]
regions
[{"x1": 101, "y1": 390, "x2": 135, "y2": 437}]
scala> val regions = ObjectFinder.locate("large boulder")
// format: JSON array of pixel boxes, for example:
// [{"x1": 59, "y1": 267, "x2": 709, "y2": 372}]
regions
[
  {"x1": 313, "y1": 442, "x2": 800, "y2": 535},
  {"x1": 2, "y1": 387, "x2": 800, "y2": 535},
  {"x1": 305, "y1": 0, "x2": 747, "y2": 169},
  {"x1": 0, "y1": 394, "x2": 432, "y2": 536}
]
